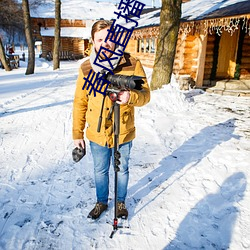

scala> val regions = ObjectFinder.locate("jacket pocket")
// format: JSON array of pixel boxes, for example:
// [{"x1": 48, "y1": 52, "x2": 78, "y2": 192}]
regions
[{"x1": 120, "y1": 106, "x2": 134, "y2": 134}]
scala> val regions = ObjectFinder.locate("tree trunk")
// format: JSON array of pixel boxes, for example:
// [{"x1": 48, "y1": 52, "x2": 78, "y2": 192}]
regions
[
  {"x1": 151, "y1": 0, "x2": 182, "y2": 90},
  {"x1": 53, "y1": 0, "x2": 61, "y2": 70},
  {"x1": 0, "y1": 37, "x2": 11, "y2": 71},
  {"x1": 22, "y1": 0, "x2": 35, "y2": 75}
]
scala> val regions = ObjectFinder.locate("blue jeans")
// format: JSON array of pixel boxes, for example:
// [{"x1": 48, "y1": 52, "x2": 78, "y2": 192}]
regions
[{"x1": 90, "y1": 141, "x2": 132, "y2": 205}]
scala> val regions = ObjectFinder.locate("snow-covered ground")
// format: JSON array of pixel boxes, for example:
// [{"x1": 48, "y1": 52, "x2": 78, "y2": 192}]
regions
[{"x1": 0, "y1": 49, "x2": 250, "y2": 250}]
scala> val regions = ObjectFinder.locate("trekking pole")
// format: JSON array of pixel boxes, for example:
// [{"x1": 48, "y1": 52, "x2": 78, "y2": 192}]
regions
[{"x1": 110, "y1": 101, "x2": 121, "y2": 238}]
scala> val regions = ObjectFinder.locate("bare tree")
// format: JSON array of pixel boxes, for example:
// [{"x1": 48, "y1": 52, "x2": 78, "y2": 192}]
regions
[
  {"x1": 22, "y1": 0, "x2": 35, "y2": 75},
  {"x1": 0, "y1": 37, "x2": 11, "y2": 71},
  {"x1": 0, "y1": 0, "x2": 24, "y2": 36},
  {"x1": 0, "y1": 0, "x2": 23, "y2": 71},
  {"x1": 53, "y1": 0, "x2": 61, "y2": 70},
  {"x1": 151, "y1": 0, "x2": 182, "y2": 90},
  {"x1": 29, "y1": 0, "x2": 47, "y2": 8}
]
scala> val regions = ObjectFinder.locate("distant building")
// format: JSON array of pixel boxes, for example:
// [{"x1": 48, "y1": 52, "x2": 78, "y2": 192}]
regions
[{"x1": 30, "y1": 0, "x2": 117, "y2": 60}]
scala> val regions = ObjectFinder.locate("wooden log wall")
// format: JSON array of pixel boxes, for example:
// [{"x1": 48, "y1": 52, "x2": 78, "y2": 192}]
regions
[
  {"x1": 184, "y1": 35, "x2": 198, "y2": 79},
  {"x1": 41, "y1": 37, "x2": 53, "y2": 58},
  {"x1": 126, "y1": 39, "x2": 137, "y2": 55},
  {"x1": 32, "y1": 18, "x2": 86, "y2": 29},
  {"x1": 173, "y1": 34, "x2": 185, "y2": 75},
  {"x1": 41, "y1": 37, "x2": 87, "y2": 59},
  {"x1": 173, "y1": 34, "x2": 199, "y2": 80},
  {"x1": 72, "y1": 38, "x2": 88, "y2": 56},
  {"x1": 61, "y1": 38, "x2": 74, "y2": 52}
]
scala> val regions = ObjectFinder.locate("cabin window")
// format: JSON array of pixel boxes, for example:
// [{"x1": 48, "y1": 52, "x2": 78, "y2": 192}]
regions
[{"x1": 137, "y1": 38, "x2": 156, "y2": 54}]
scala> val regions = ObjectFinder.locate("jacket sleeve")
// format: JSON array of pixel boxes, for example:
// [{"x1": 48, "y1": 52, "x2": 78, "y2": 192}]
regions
[
  {"x1": 128, "y1": 59, "x2": 150, "y2": 107},
  {"x1": 72, "y1": 68, "x2": 88, "y2": 140}
]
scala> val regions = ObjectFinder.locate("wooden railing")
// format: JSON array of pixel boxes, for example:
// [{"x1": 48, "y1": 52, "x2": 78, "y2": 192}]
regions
[{"x1": 46, "y1": 51, "x2": 84, "y2": 61}]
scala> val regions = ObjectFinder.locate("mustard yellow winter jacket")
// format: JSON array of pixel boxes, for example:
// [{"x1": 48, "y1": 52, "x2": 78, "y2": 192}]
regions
[{"x1": 72, "y1": 53, "x2": 150, "y2": 148}]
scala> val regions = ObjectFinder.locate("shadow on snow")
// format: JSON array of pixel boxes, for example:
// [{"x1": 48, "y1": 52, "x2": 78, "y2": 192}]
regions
[
  {"x1": 128, "y1": 118, "x2": 239, "y2": 213},
  {"x1": 0, "y1": 100, "x2": 73, "y2": 117},
  {"x1": 164, "y1": 172, "x2": 247, "y2": 249}
]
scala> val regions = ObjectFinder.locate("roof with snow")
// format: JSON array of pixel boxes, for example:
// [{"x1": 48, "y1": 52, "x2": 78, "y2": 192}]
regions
[
  {"x1": 122, "y1": 0, "x2": 250, "y2": 30},
  {"x1": 40, "y1": 27, "x2": 92, "y2": 38},
  {"x1": 30, "y1": 0, "x2": 118, "y2": 20},
  {"x1": 181, "y1": 0, "x2": 250, "y2": 21}
]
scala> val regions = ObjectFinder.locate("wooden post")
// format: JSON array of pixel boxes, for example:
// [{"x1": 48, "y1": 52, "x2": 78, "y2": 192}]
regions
[
  {"x1": 195, "y1": 32, "x2": 207, "y2": 88},
  {"x1": 144, "y1": 38, "x2": 146, "y2": 54},
  {"x1": 149, "y1": 38, "x2": 152, "y2": 53}
]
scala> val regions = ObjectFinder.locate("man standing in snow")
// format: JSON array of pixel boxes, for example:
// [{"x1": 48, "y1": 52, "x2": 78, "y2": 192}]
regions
[{"x1": 72, "y1": 20, "x2": 150, "y2": 220}]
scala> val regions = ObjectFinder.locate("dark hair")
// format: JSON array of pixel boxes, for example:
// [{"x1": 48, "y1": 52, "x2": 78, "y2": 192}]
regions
[{"x1": 91, "y1": 20, "x2": 113, "y2": 41}]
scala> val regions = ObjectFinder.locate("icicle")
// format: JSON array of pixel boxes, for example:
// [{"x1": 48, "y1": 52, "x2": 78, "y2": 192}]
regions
[{"x1": 178, "y1": 15, "x2": 250, "y2": 37}]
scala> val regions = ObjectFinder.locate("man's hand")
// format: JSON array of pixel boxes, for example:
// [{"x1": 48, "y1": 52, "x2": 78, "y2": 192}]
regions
[
  {"x1": 116, "y1": 90, "x2": 130, "y2": 105},
  {"x1": 74, "y1": 139, "x2": 85, "y2": 149}
]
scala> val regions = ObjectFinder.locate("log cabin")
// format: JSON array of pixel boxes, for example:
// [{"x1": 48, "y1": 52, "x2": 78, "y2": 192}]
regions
[
  {"x1": 31, "y1": 18, "x2": 93, "y2": 60},
  {"x1": 125, "y1": 0, "x2": 250, "y2": 93},
  {"x1": 30, "y1": 0, "x2": 117, "y2": 60}
]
